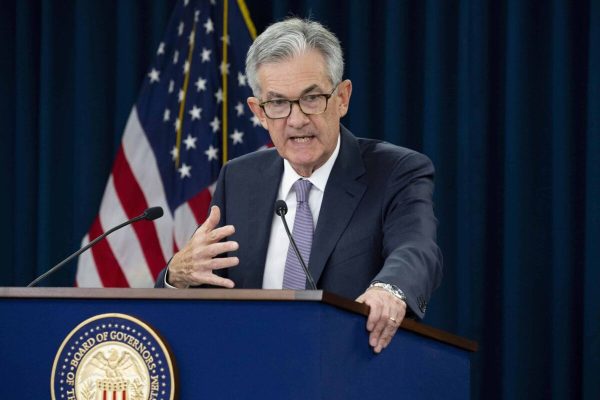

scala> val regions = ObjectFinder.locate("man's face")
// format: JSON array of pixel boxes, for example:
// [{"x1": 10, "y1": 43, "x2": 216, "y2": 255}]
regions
[{"x1": 248, "y1": 50, "x2": 352, "y2": 177}]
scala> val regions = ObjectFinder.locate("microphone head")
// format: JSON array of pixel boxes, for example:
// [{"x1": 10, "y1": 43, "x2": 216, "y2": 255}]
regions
[
  {"x1": 144, "y1": 207, "x2": 164, "y2": 221},
  {"x1": 275, "y1": 200, "x2": 288, "y2": 216}
]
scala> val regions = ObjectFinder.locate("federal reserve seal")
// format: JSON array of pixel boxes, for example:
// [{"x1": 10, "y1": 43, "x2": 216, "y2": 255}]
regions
[{"x1": 51, "y1": 313, "x2": 175, "y2": 400}]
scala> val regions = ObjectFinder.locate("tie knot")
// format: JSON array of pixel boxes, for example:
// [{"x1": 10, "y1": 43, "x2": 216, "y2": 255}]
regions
[{"x1": 293, "y1": 179, "x2": 312, "y2": 203}]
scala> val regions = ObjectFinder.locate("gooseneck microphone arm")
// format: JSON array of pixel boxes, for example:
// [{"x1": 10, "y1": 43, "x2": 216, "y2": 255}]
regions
[
  {"x1": 27, "y1": 207, "x2": 164, "y2": 287},
  {"x1": 275, "y1": 200, "x2": 317, "y2": 290}
]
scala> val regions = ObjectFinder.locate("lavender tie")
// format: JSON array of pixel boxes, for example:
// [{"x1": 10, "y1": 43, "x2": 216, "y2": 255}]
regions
[{"x1": 282, "y1": 179, "x2": 314, "y2": 289}]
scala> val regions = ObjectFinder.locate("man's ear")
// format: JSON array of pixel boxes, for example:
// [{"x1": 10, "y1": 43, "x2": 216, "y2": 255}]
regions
[
  {"x1": 247, "y1": 97, "x2": 269, "y2": 129},
  {"x1": 337, "y1": 79, "x2": 352, "y2": 118}
]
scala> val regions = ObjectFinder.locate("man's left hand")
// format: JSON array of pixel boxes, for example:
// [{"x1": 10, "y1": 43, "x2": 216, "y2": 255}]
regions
[{"x1": 356, "y1": 287, "x2": 407, "y2": 354}]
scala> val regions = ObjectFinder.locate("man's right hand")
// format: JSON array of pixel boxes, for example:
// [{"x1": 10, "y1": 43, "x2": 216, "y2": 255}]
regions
[{"x1": 167, "y1": 205, "x2": 239, "y2": 288}]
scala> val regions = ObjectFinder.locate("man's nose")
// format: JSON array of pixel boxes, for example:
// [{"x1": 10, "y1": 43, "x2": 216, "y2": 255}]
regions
[{"x1": 287, "y1": 101, "x2": 310, "y2": 128}]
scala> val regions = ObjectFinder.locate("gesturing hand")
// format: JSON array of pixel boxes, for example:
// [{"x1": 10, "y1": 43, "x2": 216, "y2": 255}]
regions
[{"x1": 167, "y1": 206, "x2": 239, "y2": 288}]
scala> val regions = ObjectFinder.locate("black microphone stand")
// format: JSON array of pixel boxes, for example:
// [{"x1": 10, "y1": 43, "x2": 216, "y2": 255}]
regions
[
  {"x1": 27, "y1": 207, "x2": 163, "y2": 287},
  {"x1": 275, "y1": 200, "x2": 317, "y2": 290}
]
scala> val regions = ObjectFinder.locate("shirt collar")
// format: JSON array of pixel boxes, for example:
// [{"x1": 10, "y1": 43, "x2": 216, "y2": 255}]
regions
[{"x1": 280, "y1": 133, "x2": 341, "y2": 198}]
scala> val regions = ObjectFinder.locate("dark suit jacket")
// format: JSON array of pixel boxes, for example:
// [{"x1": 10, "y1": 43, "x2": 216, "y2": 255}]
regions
[{"x1": 157, "y1": 126, "x2": 442, "y2": 318}]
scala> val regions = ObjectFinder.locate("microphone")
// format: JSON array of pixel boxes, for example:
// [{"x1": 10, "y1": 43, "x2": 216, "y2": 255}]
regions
[
  {"x1": 143, "y1": 207, "x2": 164, "y2": 221},
  {"x1": 274, "y1": 200, "x2": 317, "y2": 290},
  {"x1": 27, "y1": 207, "x2": 164, "y2": 287}
]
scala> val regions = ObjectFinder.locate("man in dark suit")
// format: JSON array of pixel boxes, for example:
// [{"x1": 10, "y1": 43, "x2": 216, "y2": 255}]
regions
[{"x1": 156, "y1": 18, "x2": 442, "y2": 354}]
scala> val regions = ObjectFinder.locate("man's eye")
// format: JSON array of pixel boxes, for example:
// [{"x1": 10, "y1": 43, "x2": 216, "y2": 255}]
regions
[
  {"x1": 269, "y1": 99, "x2": 289, "y2": 106},
  {"x1": 302, "y1": 95, "x2": 321, "y2": 103}
]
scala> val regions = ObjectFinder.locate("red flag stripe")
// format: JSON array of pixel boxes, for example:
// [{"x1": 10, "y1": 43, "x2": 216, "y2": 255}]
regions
[
  {"x1": 112, "y1": 147, "x2": 168, "y2": 277},
  {"x1": 121, "y1": 109, "x2": 175, "y2": 260},
  {"x1": 88, "y1": 217, "x2": 129, "y2": 287}
]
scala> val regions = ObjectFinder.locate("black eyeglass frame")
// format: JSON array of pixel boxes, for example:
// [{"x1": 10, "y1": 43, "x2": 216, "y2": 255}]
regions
[{"x1": 258, "y1": 83, "x2": 340, "y2": 119}]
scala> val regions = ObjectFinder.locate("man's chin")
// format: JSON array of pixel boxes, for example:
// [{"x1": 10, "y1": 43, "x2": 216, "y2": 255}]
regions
[{"x1": 287, "y1": 156, "x2": 325, "y2": 177}]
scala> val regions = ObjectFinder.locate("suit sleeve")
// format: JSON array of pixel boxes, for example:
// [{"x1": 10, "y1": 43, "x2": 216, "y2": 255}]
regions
[
  {"x1": 373, "y1": 152, "x2": 443, "y2": 319},
  {"x1": 210, "y1": 161, "x2": 227, "y2": 217}
]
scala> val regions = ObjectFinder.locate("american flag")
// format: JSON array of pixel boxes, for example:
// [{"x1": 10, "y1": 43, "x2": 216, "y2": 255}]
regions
[{"x1": 75, "y1": 0, "x2": 269, "y2": 287}]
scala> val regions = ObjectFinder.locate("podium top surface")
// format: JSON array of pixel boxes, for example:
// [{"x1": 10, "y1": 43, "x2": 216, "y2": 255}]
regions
[{"x1": 0, "y1": 287, "x2": 477, "y2": 352}]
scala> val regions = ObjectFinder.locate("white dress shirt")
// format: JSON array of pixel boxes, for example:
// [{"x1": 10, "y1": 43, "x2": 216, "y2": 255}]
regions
[{"x1": 262, "y1": 135, "x2": 341, "y2": 289}]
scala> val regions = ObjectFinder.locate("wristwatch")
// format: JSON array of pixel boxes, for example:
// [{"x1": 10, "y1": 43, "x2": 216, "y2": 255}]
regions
[{"x1": 369, "y1": 281, "x2": 407, "y2": 303}]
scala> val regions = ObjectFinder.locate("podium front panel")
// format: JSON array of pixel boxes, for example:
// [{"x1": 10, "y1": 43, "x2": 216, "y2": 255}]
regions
[{"x1": 0, "y1": 290, "x2": 470, "y2": 399}]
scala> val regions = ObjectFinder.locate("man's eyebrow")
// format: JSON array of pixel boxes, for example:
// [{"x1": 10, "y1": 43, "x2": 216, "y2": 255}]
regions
[{"x1": 264, "y1": 84, "x2": 322, "y2": 100}]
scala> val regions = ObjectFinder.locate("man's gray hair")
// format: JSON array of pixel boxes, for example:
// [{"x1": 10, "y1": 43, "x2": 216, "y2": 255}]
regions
[{"x1": 245, "y1": 18, "x2": 344, "y2": 97}]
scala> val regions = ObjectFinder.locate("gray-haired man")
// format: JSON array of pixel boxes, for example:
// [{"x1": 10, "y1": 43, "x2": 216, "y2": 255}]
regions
[{"x1": 157, "y1": 18, "x2": 442, "y2": 354}]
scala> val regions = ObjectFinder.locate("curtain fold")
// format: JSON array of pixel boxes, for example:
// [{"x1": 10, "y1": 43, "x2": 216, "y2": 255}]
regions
[
  {"x1": 1, "y1": 0, "x2": 598, "y2": 398},
  {"x1": 584, "y1": 1, "x2": 600, "y2": 398}
]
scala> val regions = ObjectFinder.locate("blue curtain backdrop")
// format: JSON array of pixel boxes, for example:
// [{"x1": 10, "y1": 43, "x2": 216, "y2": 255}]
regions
[{"x1": 1, "y1": 1, "x2": 598, "y2": 399}]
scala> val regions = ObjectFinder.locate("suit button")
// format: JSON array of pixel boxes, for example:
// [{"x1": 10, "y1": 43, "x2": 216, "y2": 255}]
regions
[{"x1": 417, "y1": 296, "x2": 427, "y2": 313}]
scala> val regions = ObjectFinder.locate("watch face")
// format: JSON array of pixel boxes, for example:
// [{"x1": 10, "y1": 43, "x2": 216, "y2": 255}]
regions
[{"x1": 387, "y1": 285, "x2": 406, "y2": 301}]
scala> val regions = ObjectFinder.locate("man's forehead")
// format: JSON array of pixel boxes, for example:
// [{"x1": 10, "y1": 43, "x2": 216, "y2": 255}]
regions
[{"x1": 256, "y1": 50, "x2": 330, "y2": 95}]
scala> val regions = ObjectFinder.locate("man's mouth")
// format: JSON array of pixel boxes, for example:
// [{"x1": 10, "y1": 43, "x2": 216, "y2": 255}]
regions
[{"x1": 290, "y1": 136, "x2": 314, "y2": 143}]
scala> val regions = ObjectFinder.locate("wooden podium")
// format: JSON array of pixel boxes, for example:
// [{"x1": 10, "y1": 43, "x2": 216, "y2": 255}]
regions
[{"x1": 0, "y1": 288, "x2": 476, "y2": 399}]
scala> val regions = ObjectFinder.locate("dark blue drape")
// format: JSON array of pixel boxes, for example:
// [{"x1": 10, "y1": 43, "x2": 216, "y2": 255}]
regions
[{"x1": 1, "y1": 1, "x2": 598, "y2": 398}]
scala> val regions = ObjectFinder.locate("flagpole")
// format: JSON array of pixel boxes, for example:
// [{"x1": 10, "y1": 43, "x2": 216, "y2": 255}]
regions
[
  {"x1": 175, "y1": 22, "x2": 197, "y2": 168},
  {"x1": 237, "y1": 0, "x2": 257, "y2": 40},
  {"x1": 221, "y1": 0, "x2": 229, "y2": 164}
]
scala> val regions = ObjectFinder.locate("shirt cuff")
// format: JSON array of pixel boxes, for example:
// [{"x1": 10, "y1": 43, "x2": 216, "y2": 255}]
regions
[{"x1": 164, "y1": 270, "x2": 178, "y2": 289}]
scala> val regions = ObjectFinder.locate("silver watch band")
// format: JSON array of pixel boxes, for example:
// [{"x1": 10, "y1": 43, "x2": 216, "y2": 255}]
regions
[{"x1": 369, "y1": 281, "x2": 407, "y2": 302}]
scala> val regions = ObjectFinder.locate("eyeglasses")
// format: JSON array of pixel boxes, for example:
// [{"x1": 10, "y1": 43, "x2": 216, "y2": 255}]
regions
[{"x1": 259, "y1": 83, "x2": 339, "y2": 119}]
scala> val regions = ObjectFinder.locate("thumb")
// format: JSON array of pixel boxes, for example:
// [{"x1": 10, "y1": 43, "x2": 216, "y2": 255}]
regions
[{"x1": 199, "y1": 205, "x2": 221, "y2": 233}]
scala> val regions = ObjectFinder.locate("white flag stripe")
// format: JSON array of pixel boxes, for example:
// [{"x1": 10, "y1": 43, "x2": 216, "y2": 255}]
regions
[
  {"x1": 174, "y1": 202, "x2": 201, "y2": 250},
  {"x1": 208, "y1": 181, "x2": 217, "y2": 196},
  {"x1": 99, "y1": 176, "x2": 155, "y2": 287},
  {"x1": 122, "y1": 107, "x2": 175, "y2": 262},
  {"x1": 75, "y1": 234, "x2": 103, "y2": 287}
]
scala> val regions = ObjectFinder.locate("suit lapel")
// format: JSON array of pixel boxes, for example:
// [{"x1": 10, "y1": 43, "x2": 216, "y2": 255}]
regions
[
  {"x1": 242, "y1": 152, "x2": 283, "y2": 287},
  {"x1": 309, "y1": 127, "x2": 366, "y2": 284}
]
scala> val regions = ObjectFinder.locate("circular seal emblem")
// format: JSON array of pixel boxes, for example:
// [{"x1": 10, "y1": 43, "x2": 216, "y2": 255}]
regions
[{"x1": 51, "y1": 313, "x2": 175, "y2": 400}]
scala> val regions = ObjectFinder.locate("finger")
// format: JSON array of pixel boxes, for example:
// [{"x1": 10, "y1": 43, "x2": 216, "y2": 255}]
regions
[
  {"x1": 206, "y1": 225, "x2": 236, "y2": 243},
  {"x1": 370, "y1": 320, "x2": 387, "y2": 348},
  {"x1": 389, "y1": 301, "x2": 407, "y2": 326},
  {"x1": 357, "y1": 292, "x2": 378, "y2": 333},
  {"x1": 198, "y1": 205, "x2": 221, "y2": 233},
  {"x1": 373, "y1": 321, "x2": 398, "y2": 353},
  {"x1": 193, "y1": 273, "x2": 235, "y2": 288},
  {"x1": 375, "y1": 305, "x2": 405, "y2": 353},
  {"x1": 377, "y1": 323, "x2": 398, "y2": 351},
  {"x1": 369, "y1": 303, "x2": 392, "y2": 348},
  {"x1": 365, "y1": 299, "x2": 382, "y2": 332},
  {"x1": 203, "y1": 241, "x2": 239, "y2": 258},
  {"x1": 204, "y1": 256, "x2": 240, "y2": 271}
]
